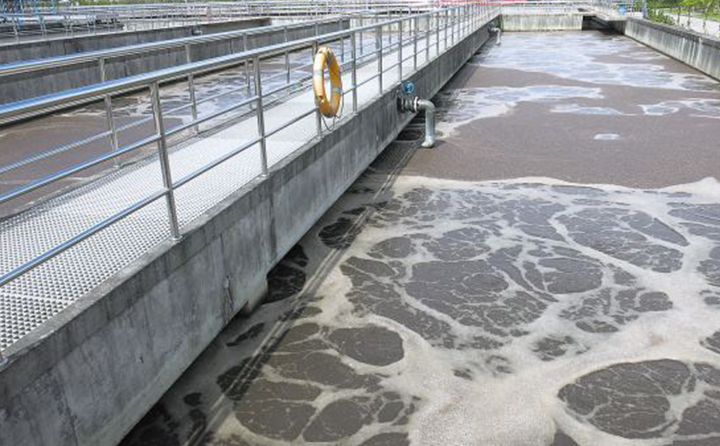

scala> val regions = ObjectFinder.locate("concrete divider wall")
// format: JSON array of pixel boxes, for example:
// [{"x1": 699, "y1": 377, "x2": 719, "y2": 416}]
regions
[
  {"x1": 623, "y1": 18, "x2": 720, "y2": 80},
  {"x1": 0, "y1": 19, "x2": 270, "y2": 63},
  {"x1": 0, "y1": 20, "x2": 348, "y2": 104},
  {"x1": 500, "y1": 13, "x2": 583, "y2": 31},
  {"x1": 0, "y1": 21, "x2": 494, "y2": 446}
]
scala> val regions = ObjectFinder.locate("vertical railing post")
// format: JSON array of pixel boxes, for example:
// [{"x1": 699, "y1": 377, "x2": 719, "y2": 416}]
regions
[
  {"x1": 149, "y1": 82, "x2": 181, "y2": 241},
  {"x1": 451, "y1": 8, "x2": 455, "y2": 45},
  {"x1": 464, "y1": 5, "x2": 467, "y2": 36},
  {"x1": 398, "y1": 17, "x2": 403, "y2": 81},
  {"x1": 444, "y1": 9, "x2": 449, "y2": 50},
  {"x1": 39, "y1": 15, "x2": 46, "y2": 39},
  {"x1": 388, "y1": 15, "x2": 392, "y2": 46},
  {"x1": 458, "y1": 7, "x2": 461, "y2": 40},
  {"x1": 340, "y1": 35, "x2": 345, "y2": 64},
  {"x1": 376, "y1": 25, "x2": 383, "y2": 94},
  {"x1": 467, "y1": 5, "x2": 471, "y2": 34},
  {"x1": 13, "y1": 17, "x2": 19, "y2": 43},
  {"x1": 469, "y1": 4, "x2": 472, "y2": 34},
  {"x1": 312, "y1": 42, "x2": 323, "y2": 138},
  {"x1": 185, "y1": 44, "x2": 199, "y2": 133},
  {"x1": 359, "y1": 15, "x2": 364, "y2": 56},
  {"x1": 413, "y1": 16, "x2": 418, "y2": 71},
  {"x1": 470, "y1": 4, "x2": 474, "y2": 33},
  {"x1": 99, "y1": 58, "x2": 119, "y2": 159},
  {"x1": 426, "y1": 14, "x2": 431, "y2": 62},
  {"x1": 339, "y1": 18, "x2": 345, "y2": 62},
  {"x1": 253, "y1": 56, "x2": 269, "y2": 176},
  {"x1": 244, "y1": 34, "x2": 251, "y2": 95},
  {"x1": 351, "y1": 31, "x2": 358, "y2": 114},
  {"x1": 436, "y1": 12, "x2": 440, "y2": 55},
  {"x1": 284, "y1": 26, "x2": 291, "y2": 84},
  {"x1": 460, "y1": 6, "x2": 463, "y2": 37}
]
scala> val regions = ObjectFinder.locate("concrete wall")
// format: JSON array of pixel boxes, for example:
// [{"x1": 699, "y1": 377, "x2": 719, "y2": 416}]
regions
[
  {"x1": 623, "y1": 18, "x2": 720, "y2": 81},
  {"x1": 0, "y1": 20, "x2": 348, "y2": 104},
  {"x1": 0, "y1": 20, "x2": 494, "y2": 446},
  {"x1": 0, "y1": 19, "x2": 270, "y2": 63},
  {"x1": 500, "y1": 13, "x2": 583, "y2": 31}
]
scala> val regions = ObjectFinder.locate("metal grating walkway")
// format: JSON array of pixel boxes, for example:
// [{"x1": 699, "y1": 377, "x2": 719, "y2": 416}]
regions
[{"x1": 0, "y1": 24, "x2": 479, "y2": 351}]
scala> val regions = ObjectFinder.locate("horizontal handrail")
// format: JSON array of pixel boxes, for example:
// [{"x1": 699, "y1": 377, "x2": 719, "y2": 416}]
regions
[
  {"x1": 0, "y1": 15, "x2": 350, "y2": 76},
  {"x1": 0, "y1": 1, "x2": 438, "y2": 42},
  {"x1": 0, "y1": 6, "x2": 468, "y2": 126}
]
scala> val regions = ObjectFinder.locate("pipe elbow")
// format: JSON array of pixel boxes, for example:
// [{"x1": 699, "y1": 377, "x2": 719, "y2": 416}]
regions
[
  {"x1": 416, "y1": 99, "x2": 435, "y2": 114},
  {"x1": 490, "y1": 26, "x2": 502, "y2": 44},
  {"x1": 415, "y1": 99, "x2": 436, "y2": 148}
]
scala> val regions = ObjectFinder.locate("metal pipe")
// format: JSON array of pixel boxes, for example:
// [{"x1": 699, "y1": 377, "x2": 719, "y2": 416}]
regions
[
  {"x1": 490, "y1": 26, "x2": 502, "y2": 45},
  {"x1": 398, "y1": 96, "x2": 435, "y2": 148},
  {"x1": 416, "y1": 98, "x2": 435, "y2": 148}
]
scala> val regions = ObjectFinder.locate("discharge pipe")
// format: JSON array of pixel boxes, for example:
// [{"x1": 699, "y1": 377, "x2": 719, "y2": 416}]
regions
[
  {"x1": 490, "y1": 26, "x2": 502, "y2": 45},
  {"x1": 398, "y1": 96, "x2": 436, "y2": 148}
]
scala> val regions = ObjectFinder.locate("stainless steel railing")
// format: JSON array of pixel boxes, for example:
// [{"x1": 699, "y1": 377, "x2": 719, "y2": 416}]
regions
[
  {"x1": 496, "y1": 0, "x2": 641, "y2": 16},
  {"x1": 0, "y1": 15, "x2": 350, "y2": 73},
  {"x1": 0, "y1": 0, "x2": 442, "y2": 42},
  {"x1": 0, "y1": 4, "x2": 499, "y2": 294},
  {"x1": 1, "y1": 0, "x2": 628, "y2": 43}
]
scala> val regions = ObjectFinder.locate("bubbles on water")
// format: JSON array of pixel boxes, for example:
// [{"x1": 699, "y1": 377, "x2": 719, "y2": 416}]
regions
[
  {"x1": 121, "y1": 176, "x2": 720, "y2": 446},
  {"x1": 553, "y1": 104, "x2": 628, "y2": 116},
  {"x1": 559, "y1": 360, "x2": 720, "y2": 443},
  {"x1": 302, "y1": 176, "x2": 720, "y2": 446},
  {"x1": 473, "y1": 32, "x2": 720, "y2": 91},
  {"x1": 434, "y1": 85, "x2": 603, "y2": 136},
  {"x1": 593, "y1": 133, "x2": 621, "y2": 140},
  {"x1": 119, "y1": 31, "x2": 720, "y2": 446},
  {"x1": 640, "y1": 99, "x2": 720, "y2": 118}
]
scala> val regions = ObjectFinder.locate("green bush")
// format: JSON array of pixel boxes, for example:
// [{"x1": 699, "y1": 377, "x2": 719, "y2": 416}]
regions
[{"x1": 648, "y1": 8, "x2": 678, "y2": 24}]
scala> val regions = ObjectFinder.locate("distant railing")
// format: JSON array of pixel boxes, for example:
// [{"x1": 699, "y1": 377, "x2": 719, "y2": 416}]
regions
[
  {"x1": 498, "y1": 0, "x2": 638, "y2": 14},
  {"x1": 0, "y1": 0, "x2": 442, "y2": 42},
  {"x1": 1, "y1": 0, "x2": 639, "y2": 42},
  {"x1": 0, "y1": 15, "x2": 350, "y2": 73}
]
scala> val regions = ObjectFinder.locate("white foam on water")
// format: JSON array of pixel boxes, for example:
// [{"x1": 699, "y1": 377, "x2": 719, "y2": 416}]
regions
[
  {"x1": 128, "y1": 178, "x2": 720, "y2": 446},
  {"x1": 594, "y1": 133, "x2": 620, "y2": 140},
  {"x1": 287, "y1": 175, "x2": 720, "y2": 446},
  {"x1": 435, "y1": 85, "x2": 603, "y2": 137},
  {"x1": 473, "y1": 32, "x2": 720, "y2": 92},
  {"x1": 124, "y1": 31, "x2": 720, "y2": 446},
  {"x1": 640, "y1": 98, "x2": 720, "y2": 119},
  {"x1": 552, "y1": 103, "x2": 629, "y2": 116}
]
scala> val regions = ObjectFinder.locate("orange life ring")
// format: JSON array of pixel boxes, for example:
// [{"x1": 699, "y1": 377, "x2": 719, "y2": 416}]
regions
[{"x1": 313, "y1": 47, "x2": 342, "y2": 118}]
